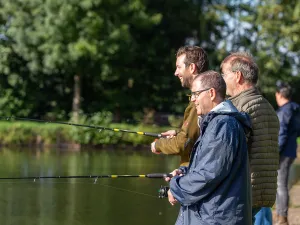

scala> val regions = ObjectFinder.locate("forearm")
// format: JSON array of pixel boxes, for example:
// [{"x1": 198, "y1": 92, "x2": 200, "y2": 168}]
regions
[{"x1": 155, "y1": 132, "x2": 189, "y2": 154}]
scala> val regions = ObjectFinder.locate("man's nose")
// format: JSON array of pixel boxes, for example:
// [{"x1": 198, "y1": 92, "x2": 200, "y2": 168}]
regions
[
  {"x1": 190, "y1": 95, "x2": 195, "y2": 102},
  {"x1": 174, "y1": 69, "x2": 179, "y2": 76}
]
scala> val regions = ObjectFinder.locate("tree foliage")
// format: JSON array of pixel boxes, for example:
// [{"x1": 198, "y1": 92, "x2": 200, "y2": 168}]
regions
[
  {"x1": 223, "y1": 0, "x2": 300, "y2": 104},
  {"x1": 0, "y1": 0, "x2": 299, "y2": 122}
]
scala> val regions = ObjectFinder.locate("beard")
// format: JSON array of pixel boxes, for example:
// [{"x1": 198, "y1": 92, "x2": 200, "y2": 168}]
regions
[{"x1": 181, "y1": 75, "x2": 193, "y2": 88}]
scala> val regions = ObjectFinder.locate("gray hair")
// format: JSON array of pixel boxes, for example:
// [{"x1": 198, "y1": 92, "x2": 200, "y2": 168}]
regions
[{"x1": 220, "y1": 51, "x2": 259, "y2": 84}]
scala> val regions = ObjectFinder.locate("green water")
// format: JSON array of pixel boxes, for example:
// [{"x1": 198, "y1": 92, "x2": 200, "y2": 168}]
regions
[
  {"x1": 0, "y1": 148, "x2": 180, "y2": 225},
  {"x1": 1, "y1": 148, "x2": 300, "y2": 225}
]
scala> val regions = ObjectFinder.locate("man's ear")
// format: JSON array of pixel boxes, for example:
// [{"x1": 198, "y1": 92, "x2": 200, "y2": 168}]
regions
[
  {"x1": 236, "y1": 71, "x2": 243, "y2": 84},
  {"x1": 189, "y1": 63, "x2": 197, "y2": 74},
  {"x1": 209, "y1": 88, "x2": 216, "y2": 101}
]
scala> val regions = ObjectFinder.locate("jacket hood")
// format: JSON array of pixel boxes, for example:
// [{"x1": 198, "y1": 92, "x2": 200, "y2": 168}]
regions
[
  {"x1": 211, "y1": 99, "x2": 238, "y2": 113},
  {"x1": 201, "y1": 100, "x2": 252, "y2": 133},
  {"x1": 289, "y1": 101, "x2": 300, "y2": 112},
  {"x1": 279, "y1": 101, "x2": 300, "y2": 113}
]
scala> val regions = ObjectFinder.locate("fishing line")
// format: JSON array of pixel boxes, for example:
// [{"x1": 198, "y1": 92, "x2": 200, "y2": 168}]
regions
[{"x1": 0, "y1": 179, "x2": 160, "y2": 199}]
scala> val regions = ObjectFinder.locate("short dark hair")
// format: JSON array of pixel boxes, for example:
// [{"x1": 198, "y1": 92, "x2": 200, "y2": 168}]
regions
[
  {"x1": 220, "y1": 52, "x2": 259, "y2": 84},
  {"x1": 276, "y1": 81, "x2": 293, "y2": 99},
  {"x1": 176, "y1": 46, "x2": 209, "y2": 74},
  {"x1": 194, "y1": 70, "x2": 226, "y2": 99}
]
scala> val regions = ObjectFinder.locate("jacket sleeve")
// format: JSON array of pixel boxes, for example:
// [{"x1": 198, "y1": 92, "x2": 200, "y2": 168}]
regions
[
  {"x1": 169, "y1": 117, "x2": 241, "y2": 206},
  {"x1": 155, "y1": 103, "x2": 199, "y2": 155},
  {"x1": 277, "y1": 108, "x2": 292, "y2": 152}
]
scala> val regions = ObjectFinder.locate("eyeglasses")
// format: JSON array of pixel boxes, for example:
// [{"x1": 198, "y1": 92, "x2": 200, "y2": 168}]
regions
[{"x1": 188, "y1": 88, "x2": 211, "y2": 100}]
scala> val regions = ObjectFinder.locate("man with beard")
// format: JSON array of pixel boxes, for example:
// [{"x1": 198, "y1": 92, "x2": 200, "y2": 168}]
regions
[{"x1": 150, "y1": 46, "x2": 209, "y2": 166}]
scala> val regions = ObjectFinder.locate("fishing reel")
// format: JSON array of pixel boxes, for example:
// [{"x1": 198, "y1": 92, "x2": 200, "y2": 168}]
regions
[{"x1": 158, "y1": 185, "x2": 169, "y2": 198}]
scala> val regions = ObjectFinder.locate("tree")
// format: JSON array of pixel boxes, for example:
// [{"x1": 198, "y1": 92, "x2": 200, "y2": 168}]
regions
[
  {"x1": 221, "y1": 0, "x2": 300, "y2": 104},
  {"x1": 0, "y1": 0, "x2": 232, "y2": 121},
  {"x1": 0, "y1": 0, "x2": 162, "y2": 121}
]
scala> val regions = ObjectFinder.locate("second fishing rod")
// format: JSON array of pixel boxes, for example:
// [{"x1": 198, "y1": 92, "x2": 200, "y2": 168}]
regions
[
  {"x1": 0, "y1": 173, "x2": 172, "y2": 198},
  {"x1": 1, "y1": 116, "x2": 162, "y2": 138}
]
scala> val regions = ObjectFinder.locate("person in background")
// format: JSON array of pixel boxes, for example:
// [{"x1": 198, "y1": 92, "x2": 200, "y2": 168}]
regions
[
  {"x1": 166, "y1": 71, "x2": 252, "y2": 224},
  {"x1": 150, "y1": 46, "x2": 209, "y2": 166},
  {"x1": 274, "y1": 82, "x2": 300, "y2": 225},
  {"x1": 220, "y1": 52, "x2": 279, "y2": 225}
]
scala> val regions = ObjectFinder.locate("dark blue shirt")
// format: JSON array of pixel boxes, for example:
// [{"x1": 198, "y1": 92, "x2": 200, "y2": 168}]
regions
[{"x1": 277, "y1": 101, "x2": 300, "y2": 158}]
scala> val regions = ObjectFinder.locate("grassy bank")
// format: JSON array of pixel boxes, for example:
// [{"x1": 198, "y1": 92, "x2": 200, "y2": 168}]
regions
[{"x1": 0, "y1": 121, "x2": 169, "y2": 147}]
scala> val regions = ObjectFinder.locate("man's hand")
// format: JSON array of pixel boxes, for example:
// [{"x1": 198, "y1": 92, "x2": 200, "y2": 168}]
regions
[
  {"x1": 151, "y1": 141, "x2": 161, "y2": 154},
  {"x1": 161, "y1": 130, "x2": 177, "y2": 138},
  {"x1": 165, "y1": 169, "x2": 182, "y2": 182},
  {"x1": 168, "y1": 190, "x2": 178, "y2": 206}
]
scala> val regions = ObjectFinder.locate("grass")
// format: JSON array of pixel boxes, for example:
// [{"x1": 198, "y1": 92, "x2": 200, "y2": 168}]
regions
[{"x1": 0, "y1": 121, "x2": 170, "y2": 147}]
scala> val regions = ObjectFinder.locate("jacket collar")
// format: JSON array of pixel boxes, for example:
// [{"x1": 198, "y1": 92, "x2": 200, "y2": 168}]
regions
[{"x1": 228, "y1": 87, "x2": 259, "y2": 101}]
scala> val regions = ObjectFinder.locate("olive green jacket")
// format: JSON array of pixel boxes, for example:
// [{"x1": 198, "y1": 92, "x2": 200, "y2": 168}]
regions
[
  {"x1": 229, "y1": 87, "x2": 279, "y2": 207},
  {"x1": 155, "y1": 101, "x2": 200, "y2": 166}
]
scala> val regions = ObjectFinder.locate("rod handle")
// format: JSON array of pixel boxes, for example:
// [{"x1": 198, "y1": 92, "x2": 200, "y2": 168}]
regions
[
  {"x1": 143, "y1": 132, "x2": 162, "y2": 138},
  {"x1": 146, "y1": 173, "x2": 172, "y2": 178}
]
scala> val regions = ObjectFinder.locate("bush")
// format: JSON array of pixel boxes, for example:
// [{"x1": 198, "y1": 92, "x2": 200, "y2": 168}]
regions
[{"x1": 0, "y1": 113, "x2": 169, "y2": 147}]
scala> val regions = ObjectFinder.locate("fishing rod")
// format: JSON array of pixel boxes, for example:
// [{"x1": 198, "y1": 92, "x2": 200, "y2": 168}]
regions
[
  {"x1": 0, "y1": 173, "x2": 172, "y2": 198},
  {"x1": 1, "y1": 116, "x2": 162, "y2": 138},
  {"x1": 0, "y1": 173, "x2": 172, "y2": 180}
]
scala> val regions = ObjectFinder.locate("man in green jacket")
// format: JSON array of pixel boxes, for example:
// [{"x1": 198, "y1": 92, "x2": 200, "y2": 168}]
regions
[
  {"x1": 220, "y1": 52, "x2": 279, "y2": 224},
  {"x1": 150, "y1": 46, "x2": 209, "y2": 166}
]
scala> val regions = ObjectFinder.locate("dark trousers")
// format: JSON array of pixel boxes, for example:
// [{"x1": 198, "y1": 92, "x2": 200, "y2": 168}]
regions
[{"x1": 276, "y1": 155, "x2": 295, "y2": 217}]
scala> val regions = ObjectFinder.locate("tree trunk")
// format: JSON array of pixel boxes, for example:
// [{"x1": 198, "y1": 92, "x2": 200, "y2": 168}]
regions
[{"x1": 72, "y1": 74, "x2": 81, "y2": 122}]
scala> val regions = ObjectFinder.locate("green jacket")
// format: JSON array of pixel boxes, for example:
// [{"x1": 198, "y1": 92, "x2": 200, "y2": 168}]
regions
[
  {"x1": 229, "y1": 87, "x2": 279, "y2": 207},
  {"x1": 155, "y1": 101, "x2": 200, "y2": 166}
]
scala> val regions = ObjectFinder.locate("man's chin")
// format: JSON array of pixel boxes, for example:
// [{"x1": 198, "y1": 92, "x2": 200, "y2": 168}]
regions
[{"x1": 182, "y1": 83, "x2": 190, "y2": 89}]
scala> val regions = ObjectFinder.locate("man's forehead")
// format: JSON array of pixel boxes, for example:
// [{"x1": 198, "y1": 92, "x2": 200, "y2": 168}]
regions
[
  {"x1": 176, "y1": 54, "x2": 186, "y2": 64},
  {"x1": 191, "y1": 80, "x2": 203, "y2": 91},
  {"x1": 221, "y1": 62, "x2": 231, "y2": 71}
]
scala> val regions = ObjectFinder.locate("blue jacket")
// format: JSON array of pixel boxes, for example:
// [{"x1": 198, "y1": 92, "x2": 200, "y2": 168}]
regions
[
  {"x1": 170, "y1": 100, "x2": 252, "y2": 225},
  {"x1": 277, "y1": 101, "x2": 300, "y2": 158}
]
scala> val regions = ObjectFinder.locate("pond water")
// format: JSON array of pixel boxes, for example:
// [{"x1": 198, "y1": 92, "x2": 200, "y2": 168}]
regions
[
  {"x1": 0, "y1": 147, "x2": 299, "y2": 225},
  {"x1": 0, "y1": 147, "x2": 180, "y2": 225}
]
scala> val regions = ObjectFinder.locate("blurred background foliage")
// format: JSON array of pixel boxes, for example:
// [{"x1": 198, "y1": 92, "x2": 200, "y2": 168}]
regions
[{"x1": 0, "y1": 0, "x2": 299, "y2": 127}]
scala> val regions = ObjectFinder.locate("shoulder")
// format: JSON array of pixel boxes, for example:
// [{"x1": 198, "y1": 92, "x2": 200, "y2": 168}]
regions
[
  {"x1": 207, "y1": 114, "x2": 239, "y2": 132},
  {"x1": 184, "y1": 101, "x2": 196, "y2": 115},
  {"x1": 231, "y1": 88, "x2": 274, "y2": 114},
  {"x1": 232, "y1": 93, "x2": 276, "y2": 120},
  {"x1": 279, "y1": 102, "x2": 299, "y2": 117},
  {"x1": 243, "y1": 96, "x2": 274, "y2": 113}
]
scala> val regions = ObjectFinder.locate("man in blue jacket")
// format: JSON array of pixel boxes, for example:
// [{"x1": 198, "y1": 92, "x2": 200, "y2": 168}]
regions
[
  {"x1": 166, "y1": 70, "x2": 252, "y2": 225},
  {"x1": 275, "y1": 82, "x2": 300, "y2": 225}
]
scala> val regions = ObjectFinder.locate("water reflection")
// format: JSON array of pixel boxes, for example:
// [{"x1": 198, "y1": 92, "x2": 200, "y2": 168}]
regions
[
  {"x1": 1, "y1": 148, "x2": 299, "y2": 225},
  {"x1": 0, "y1": 148, "x2": 180, "y2": 225}
]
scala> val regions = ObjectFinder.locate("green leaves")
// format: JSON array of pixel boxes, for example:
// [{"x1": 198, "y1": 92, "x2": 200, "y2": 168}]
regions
[{"x1": 4, "y1": 0, "x2": 298, "y2": 122}]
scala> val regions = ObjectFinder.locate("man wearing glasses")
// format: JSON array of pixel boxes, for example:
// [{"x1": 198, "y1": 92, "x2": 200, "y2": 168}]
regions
[
  {"x1": 166, "y1": 71, "x2": 252, "y2": 224},
  {"x1": 150, "y1": 46, "x2": 209, "y2": 166},
  {"x1": 220, "y1": 52, "x2": 279, "y2": 225}
]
